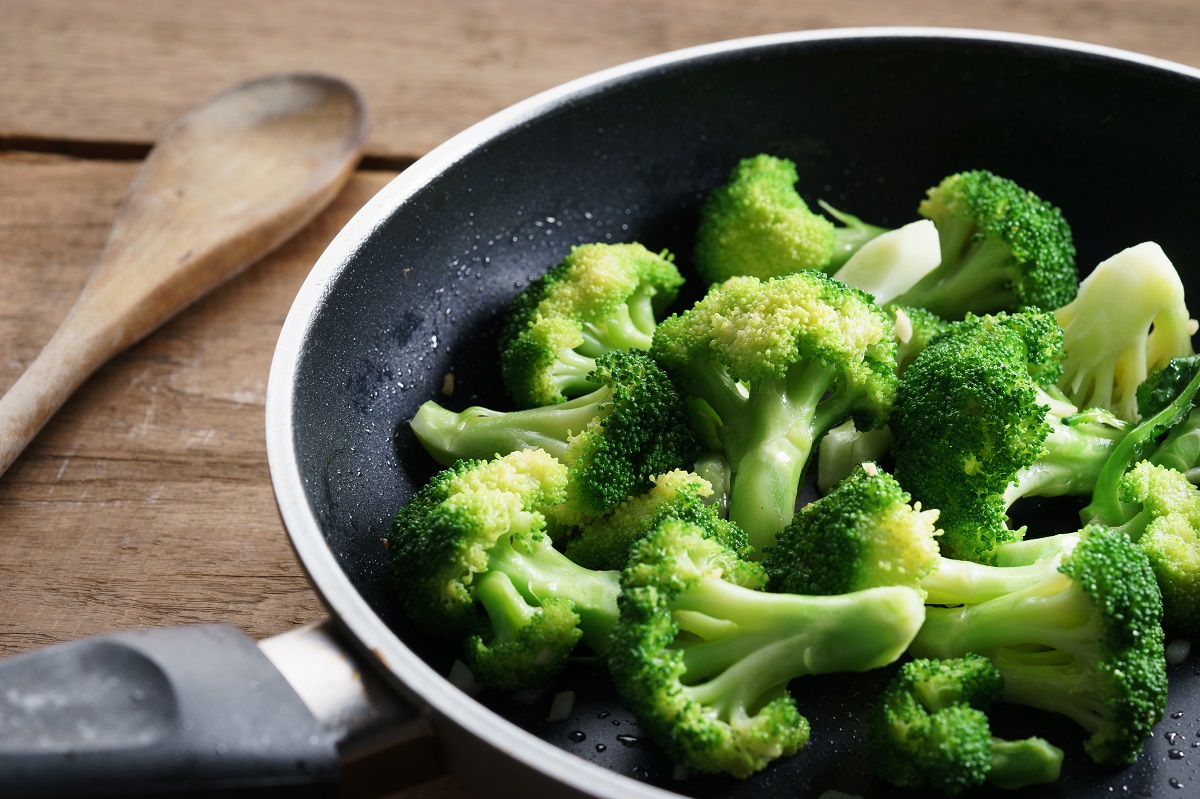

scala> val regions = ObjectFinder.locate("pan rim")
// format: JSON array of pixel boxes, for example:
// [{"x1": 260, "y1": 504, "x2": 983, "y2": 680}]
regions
[{"x1": 264, "y1": 26, "x2": 1200, "y2": 798}]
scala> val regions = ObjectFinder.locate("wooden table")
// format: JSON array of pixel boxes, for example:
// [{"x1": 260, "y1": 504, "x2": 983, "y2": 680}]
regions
[{"x1": 1, "y1": 2, "x2": 1197, "y2": 797}]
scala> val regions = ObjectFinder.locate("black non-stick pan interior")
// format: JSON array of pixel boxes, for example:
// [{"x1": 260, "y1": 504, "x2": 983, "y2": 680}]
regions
[{"x1": 287, "y1": 32, "x2": 1200, "y2": 797}]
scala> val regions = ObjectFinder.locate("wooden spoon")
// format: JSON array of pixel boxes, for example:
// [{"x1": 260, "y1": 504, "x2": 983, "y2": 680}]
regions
[{"x1": 0, "y1": 73, "x2": 368, "y2": 477}]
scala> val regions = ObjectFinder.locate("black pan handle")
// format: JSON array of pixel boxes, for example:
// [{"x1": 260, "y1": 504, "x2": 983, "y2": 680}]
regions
[{"x1": 0, "y1": 622, "x2": 434, "y2": 797}]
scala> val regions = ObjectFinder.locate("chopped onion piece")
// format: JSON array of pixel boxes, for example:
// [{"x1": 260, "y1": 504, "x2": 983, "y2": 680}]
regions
[
  {"x1": 447, "y1": 660, "x2": 484, "y2": 696},
  {"x1": 546, "y1": 691, "x2": 576, "y2": 722}
]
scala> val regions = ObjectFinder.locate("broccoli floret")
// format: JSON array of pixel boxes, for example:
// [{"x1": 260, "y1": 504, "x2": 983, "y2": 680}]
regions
[
  {"x1": 500, "y1": 242, "x2": 683, "y2": 407},
  {"x1": 651, "y1": 270, "x2": 898, "y2": 552},
  {"x1": 387, "y1": 449, "x2": 620, "y2": 691},
  {"x1": 812, "y1": 304, "x2": 946, "y2": 492},
  {"x1": 892, "y1": 170, "x2": 1078, "y2": 319},
  {"x1": 910, "y1": 524, "x2": 1168, "y2": 767},
  {"x1": 870, "y1": 655, "x2": 1063, "y2": 795},
  {"x1": 608, "y1": 517, "x2": 925, "y2": 778},
  {"x1": 892, "y1": 312, "x2": 1127, "y2": 562},
  {"x1": 1055, "y1": 242, "x2": 1196, "y2": 423},
  {"x1": 1082, "y1": 354, "x2": 1200, "y2": 526},
  {"x1": 410, "y1": 349, "x2": 699, "y2": 521},
  {"x1": 830, "y1": 218, "x2": 941, "y2": 306},
  {"x1": 765, "y1": 463, "x2": 1063, "y2": 607},
  {"x1": 565, "y1": 469, "x2": 749, "y2": 570},
  {"x1": 777, "y1": 470, "x2": 1166, "y2": 764},
  {"x1": 1104, "y1": 461, "x2": 1200, "y2": 638},
  {"x1": 693, "y1": 154, "x2": 886, "y2": 284}
]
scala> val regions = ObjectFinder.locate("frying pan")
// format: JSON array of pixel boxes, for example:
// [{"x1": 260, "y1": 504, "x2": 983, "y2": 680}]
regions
[{"x1": 4, "y1": 27, "x2": 1200, "y2": 799}]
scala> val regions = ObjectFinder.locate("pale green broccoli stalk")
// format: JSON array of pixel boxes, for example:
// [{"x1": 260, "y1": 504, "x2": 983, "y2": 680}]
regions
[
  {"x1": 892, "y1": 170, "x2": 1078, "y2": 319},
  {"x1": 830, "y1": 218, "x2": 941, "y2": 305},
  {"x1": 651, "y1": 270, "x2": 898, "y2": 552},
  {"x1": 870, "y1": 655, "x2": 1064, "y2": 795},
  {"x1": 500, "y1": 242, "x2": 683, "y2": 407},
  {"x1": 608, "y1": 518, "x2": 925, "y2": 778},
  {"x1": 564, "y1": 468, "x2": 750, "y2": 570},
  {"x1": 910, "y1": 524, "x2": 1168, "y2": 767},
  {"x1": 410, "y1": 349, "x2": 699, "y2": 522},
  {"x1": 693, "y1": 154, "x2": 886, "y2": 284},
  {"x1": 387, "y1": 449, "x2": 620, "y2": 692},
  {"x1": 1055, "y1": 242, "x2": 1196, "y2": 423},
  {"x1": 888, "y1": 303, "x2": 950, "y2": 375},
  {"x1": 1100, "y1": 461, "x2": 1200, "y2": 639},
  {"x1": 892, "y1": 311, "x2": 1127, "y2": 563},
  {"x1": 815, "y1": 419, "x2": 893, "y2": 494}
]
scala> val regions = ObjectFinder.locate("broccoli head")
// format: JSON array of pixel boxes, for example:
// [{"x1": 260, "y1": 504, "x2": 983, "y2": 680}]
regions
[
  {"x1": 1101, "y1": 460, "x2": 1200, "y2": 639},
  {"x1": 652, "y1": 270, "x2": 898, "y2": 551},
  {"x1": 387, "y1": 449, "x2": 620, "y2": 691},
  {"x1": 892, "y1": 311, "x2": 1127, "y2": 562},
  {"x1": 1055, "y1": 242, "x2": 1196, "y2": 423},
  {"x1": 410, "y1": 349, "x2": 699, "y2": 522},
  {"x1": 893, "y1": 170, "x2": 1078, "y2": 319},
  {"x1": 693, "y1": 154, "x2": 886, "y2": 284},
  {"x1": 608, "y1": 517, "x2": 925, "y2": 778},
  {"x1": 500, "y1": 242, "x2": 683, "y2": 407},
  {"x1": 870, "y1": 655, "x2": 1064, "y2": 795},
  {"x1": 564, "y1": 469, "x2": 750, "y2": 570}
]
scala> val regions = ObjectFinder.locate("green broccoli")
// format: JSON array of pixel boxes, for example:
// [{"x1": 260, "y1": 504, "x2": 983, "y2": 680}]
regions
[
  {"x1": 769, "y1": 464, "x2": 1168, "y2": 766},
  {"x1": 410, "y1": 349, "x2": 698, "y2": 522},
  {"x1": 765, "y1": 463, "x2": 1059, "y2": 607},
  {"x1": 812, "y1": 304, "x2": 946, "y2": 493},
  {"x1": 564, "y1": 469, "x2": 749, "y2": 570},
  {"x1": 1105, "y1": 461, "x2": 1200, "y2": 638},
  {"x1": 693, "y1": 154, "x2": 886, "y2": 284},
  {"x1": 870, "y1": 655, "x2": 1063, "y2": 795},
  {"x1": 891, "y1": 311, "x2": 1128, "y2": 562},
  {"x1": 1055, "y1": 242, "x2": 1195, "y2": 423},
  {"x1": 500, "y1": 242, "x2": 683, "y2": 407},
  {"x1": 651, "y1": 270, "x2": 898, "y2": 552},
  {"x1": 910, "y1": 524, "x2": 1167, "y2": 767},
  {"x1": 387, "y1": 449, "x2": 620, "y2": 692},
  {"x1": 607, "y1": 517, "x2": 925, "y2": 778},
  {"x1": 1082, "y1": 354, "x2": 1200, "y2": 525},
  {"x1": 892, "y1": 170, "x2": 1078, "y2": 319}
]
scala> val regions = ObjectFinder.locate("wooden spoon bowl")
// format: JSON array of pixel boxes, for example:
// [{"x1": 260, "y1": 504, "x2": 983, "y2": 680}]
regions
[{"x1": 0, "y1": 73, "x2": 368, "y2": 476}]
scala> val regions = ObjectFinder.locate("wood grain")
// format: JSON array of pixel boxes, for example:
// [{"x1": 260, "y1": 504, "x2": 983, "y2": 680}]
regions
[
  {"x1": 0, "y1": 155, "x2": 393, "y2": 655},
  {"x1": 3, "y1": 3, "x2": 1200, "y2": 797},
  {"x1": 2, "y1": 0, "x2": 1198, "y2": 160}
]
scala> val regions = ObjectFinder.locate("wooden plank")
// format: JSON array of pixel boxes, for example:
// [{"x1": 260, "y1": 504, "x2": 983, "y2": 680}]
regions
[
  {"x1": 3, "y1": 0, "x2": 1198, "y2": 160},
  {"x1": 0, "y1": 153, "x2": 396, "y2": 656}
]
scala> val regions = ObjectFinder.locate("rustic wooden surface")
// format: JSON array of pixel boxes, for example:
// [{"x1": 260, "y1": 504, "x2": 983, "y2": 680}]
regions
[{"x1": 1, "y1": 3, "x2": 1197, "y2": 797}]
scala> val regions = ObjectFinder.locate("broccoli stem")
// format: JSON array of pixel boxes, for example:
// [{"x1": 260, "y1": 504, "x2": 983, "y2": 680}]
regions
[
  {"x1": 473, "y1": 570, "x2": 541, "y2": 646},
  {"x1": 410, "y1": 385, "x2": 612, "y2": 466},
  {"x1": 896, "y1": 235, "x2": 1017, "y2": 318},
  {"x1": 990, "y1": 648, "x2": 1109, "y2": 733},
  {"x1": 1005, "y1": 409, "x2": 1128, "y2": 504},
  {"x1": 921, "y1": 557, "x2": 1064, "y2": 606},
  {"x1": 673, "y1": 579, "x2": 925, "y2": 683},
  {"x1": 987, "y1": 737, "x2": 1067, "y2": 791},
  {"x1": 725, "y1": 360, "x2": 845, "y2": 552},
  {"x1": 911, "y1": 572, "x2": 1094, "y2": 663},
  {"x1": 546, "y1": 348, "x2": 603, "y2": 397},
  {"x1": 578, "y1": 290, "x2": 657, "y2": 354},
  {"x1": 487, "y1": 537, "x2": 620, "y2": 653}
]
